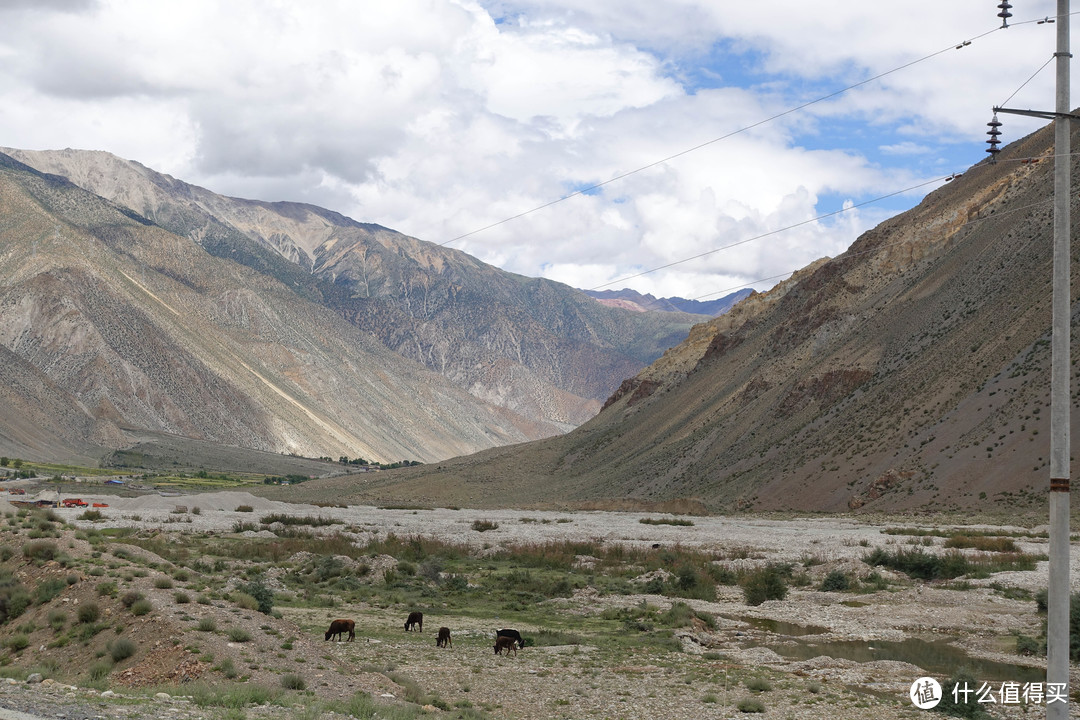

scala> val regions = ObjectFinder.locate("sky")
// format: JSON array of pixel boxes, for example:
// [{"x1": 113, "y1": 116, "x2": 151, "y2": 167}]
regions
[{"x1": 0, "y1": 0, "x2": 1066, "y2": 300}]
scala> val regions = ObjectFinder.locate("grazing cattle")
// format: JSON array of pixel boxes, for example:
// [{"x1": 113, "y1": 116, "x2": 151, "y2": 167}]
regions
[
  {"x1": 496, "y1": 628, "x2": 523, "y2": 649},
  {"x1": 404, "y1": 611, "x2": 424, "y2": 632},
  {"x1": 436, "y1": 626, "x2": 452, "y2": 648},
  {"x1": 325, "y1": 618, "x2": 355, "y2": 642},
  {"x1": 494, "y1": 635, "x2": 517, "y2": 656}
]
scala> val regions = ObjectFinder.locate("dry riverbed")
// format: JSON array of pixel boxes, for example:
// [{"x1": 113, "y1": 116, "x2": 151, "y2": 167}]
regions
[{"x1": 0, "y1": 489, "x2": 1075, "y2": 719}]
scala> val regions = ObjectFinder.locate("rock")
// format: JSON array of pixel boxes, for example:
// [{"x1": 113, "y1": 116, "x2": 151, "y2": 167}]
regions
[
  {"x1": 155, "y1": 692, "x2": 172, "y2": 700},
  {"x1": 26, "y1": 673, "x2": 42, "y2": 684}
]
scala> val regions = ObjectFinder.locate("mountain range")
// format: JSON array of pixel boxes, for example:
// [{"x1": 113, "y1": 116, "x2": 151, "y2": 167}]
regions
[
  {"x1": 0, "y1": 149, "x2": 706, "y2": 466},
  {"x1": 282, "y1": 117, "x2": 1080, "y2": 513},
  {"x1": 583, "y1": 288, "x2": 753, "y2": 316}
]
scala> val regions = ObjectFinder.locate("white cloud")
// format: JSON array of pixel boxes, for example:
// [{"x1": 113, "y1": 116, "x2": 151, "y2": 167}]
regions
[{"x1": 0, "y1": 0, "x2": 1067, "y2": 300}]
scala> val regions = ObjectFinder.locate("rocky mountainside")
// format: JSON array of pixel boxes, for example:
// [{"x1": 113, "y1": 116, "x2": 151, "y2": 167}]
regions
[
  {"x1": 297, "y1": 118, "x2": 1080, "y2": 513},
  {"x1": 0, "y1": 152, "x2": 539, "y2": 464},
  {"x1": 584, "y1": 287, "x2": 753, "y2": 316},
  {"x1": 2, "y1": 148, "x2": 708, "y2": 432}
]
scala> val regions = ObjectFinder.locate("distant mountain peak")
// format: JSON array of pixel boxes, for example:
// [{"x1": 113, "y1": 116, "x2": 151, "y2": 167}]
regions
[{"x1": 583, "y1": 287, "x2": 754, "y2": 316}]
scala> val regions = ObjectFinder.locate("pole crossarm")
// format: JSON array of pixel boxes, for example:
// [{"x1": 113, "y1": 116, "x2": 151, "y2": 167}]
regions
[{"x1": 994, "y1": 106, "x2": 1080, "y2": 121}]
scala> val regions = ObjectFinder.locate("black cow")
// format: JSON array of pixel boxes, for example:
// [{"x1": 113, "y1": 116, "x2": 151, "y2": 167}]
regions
[
  {"x1": 325, "y1": 618, "x2": 355, "y2": 642},
  {"x1": 436, "y1": 626, "x2": 452, "y2": 648},
  {"x1": 496, "y1": 628, "x2": 523, "y2": 649},
  {"x1": 404, "y1": 611, "x2": 424, "y2": 632}
]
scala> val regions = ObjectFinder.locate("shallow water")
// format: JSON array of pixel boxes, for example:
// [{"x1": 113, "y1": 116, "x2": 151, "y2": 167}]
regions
[{"x1": 766, "y1": 635, "x2": 1045, "y2": 683}]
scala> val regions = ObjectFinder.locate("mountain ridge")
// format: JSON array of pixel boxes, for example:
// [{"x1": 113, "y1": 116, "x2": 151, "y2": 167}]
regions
[
  {"x1": 272, "y1": 118, "x2": 1078, "y2": 513},
  {"x1": 0, "y1": 152, "x2": 540, "y2": 464},
  {"x1": 3, "y1": 147, "x2": 709, "y2": 432}
]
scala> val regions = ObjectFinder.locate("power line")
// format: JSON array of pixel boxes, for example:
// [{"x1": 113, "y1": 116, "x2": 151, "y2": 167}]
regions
[
  {"x1": 588, "y1": 174, "x2": 948, "y2": 291},
  {"x1": 689, "y1": 178, "x2": 1057, "y2": 302},
  {"x1": 438, "y1": 22, "x2": 1012, "y2": 249}
]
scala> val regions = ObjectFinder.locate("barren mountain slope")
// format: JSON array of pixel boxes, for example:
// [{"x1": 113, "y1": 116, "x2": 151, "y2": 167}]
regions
[
  {"x1": 3, "y1": 148, "x2": 708, "y2": 431},
  {"x1": 281, "y1": 119, "x2": 1080, "y2": 512},
  {"x1": 0, "y1": 152, "x2": 535, "y2": 464}
]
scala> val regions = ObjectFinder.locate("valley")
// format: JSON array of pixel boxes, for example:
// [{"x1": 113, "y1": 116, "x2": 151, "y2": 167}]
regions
[{"x1": 0, "y1": 485, "x2": 1070, "y2": 719}]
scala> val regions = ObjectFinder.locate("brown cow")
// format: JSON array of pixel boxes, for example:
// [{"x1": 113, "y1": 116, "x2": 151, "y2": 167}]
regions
[
  {"x1": 404, "y1": 611, "x2": 423, "y2": 632},
  {"x1": 436, "y1": 626, "x2": 452, "y2": 648},
  {"x1": 325, "y1": 618, "x2": 355, "y2": 642},
  {"x1": 494, "y1": 635, "x2": 517, "y2": 656}
]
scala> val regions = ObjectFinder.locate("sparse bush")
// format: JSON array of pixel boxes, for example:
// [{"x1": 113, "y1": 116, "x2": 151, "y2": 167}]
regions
[
  {"x1": 944, "y1": 534, "x2": 1018, "y2": 552},
  {"x1": 120, "y1": 591, "x2": 144, "y2": 608},
  {"x1": 281, "y1": 673, "x2": 306, "y2": 691},
  {"x1": 239, "y1": 579, "x2": 274, "y2": 615},
  {"x1": 130, "y1": 599, "x2": 152, "y2": 616},
  {"x1": 737, "y1": 697, "x2": 766, "y2": 713},
  {"x1": 174, "y1": 592, "x2": 191, "y2": 604},
  {"x1": 48, "y1": 609, "x2": 66, "y2": 631},
  {"x1": 79, "y1": 509, "x2": 104, "y2": 522},
  {"x1": 23, "y1": 540, "x2": 57, "y2": 562},
  {"x1": 471, "y1": 520, "x2": 499, "y2": 532},
  {"x1": 218, "y1": 657, "x2": 238, "y2": 679},
  {"x1": 227, "y1": 627, "x2": 252, "y2": 642},
  {"x1": 819, "y1": 570, "x2": 852, "y2": 592},
  {"x1": 97, "y1": 581, "x2": 118, "y2": 598},
  {"x1": 6, "y1": 634, "x2": 28, "y2": 652},
  {"x1": 77, "y1": 602, "x2": 101, "y2": 624},
  {"x1": 233, "y1": 591, "x2": 259, "y2": 611},
  {"x1": 109, "y1": 637, "x2": 137, "y2": 662},
  {"x1": 1016, "y1": 634, "x2": 1041, "y2": 656},
  {"x1": 88, "y1": 661, "x2": 112, "y2": 682},
  {"x1": 197, "y1": 617, "x2": 217, "y2": 632},
  {"x1": 35, "y1": 577, "x2": 66, "y2": 604},
  {"x1": 745, "y1": 677, "x2": 772, "y2": 692},
  {"x1": 742, "y1": 565, "x2": 788, "y2": 606},
  {"x1": 236, "y1": 505, "x2": 254, "y2": 513},
  {"x1": 153, "y1": 576, "x2": 174, "y2": 589}
]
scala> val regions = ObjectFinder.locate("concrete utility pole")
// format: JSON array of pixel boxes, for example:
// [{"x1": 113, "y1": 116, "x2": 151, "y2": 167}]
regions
[
  {"x1": 994, "y1": 2, "x2": 1071, "y2": 717},
  {"x1": 1047, "y1": 2, "x2": 1071, "y2": 716}
]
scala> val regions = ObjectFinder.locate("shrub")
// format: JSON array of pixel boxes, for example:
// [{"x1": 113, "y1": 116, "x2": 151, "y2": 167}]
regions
[
  {"x1": 197, "y1": 617, "x2": 217, "y2": 632},
  {"x1": 471, "y1": 520, "x2": 499, "y2": 532},
  {"x1": 109, "y1": 637, "x2": 137, "y2": 662},
  {"x1": 745, "y1": 677, "x2": 772, "y2": 692},
  {"x1": 130, "y1": 599, "x2": 152, "y2": 616},
  {"x1": 79, "y1": 509, "x2": 104, "y2": 522},
  {"x1": 35, "y1": 577, "x2": 66, "y2": 604},
  {"x1": 77, "y1": 602, "x2": 101, "y2": 624},
  {"x1": 227, "y1": 628, "x2": 252, "y2": 642},
  {"x1": 6, "y1": 634, "x2": 28, "y2": 652},
  {"x1": 238, "y1": 580, "x2": 274, "y2": 615},
  {"x1": 819, "y1": 570, "x2": 852, "y2": 592},
  {"x1": 737, "y1": 697, "x2": 766, "y2": 713},
  {"x1": 23, "y1": 540, "x2": 57, "y2": 562},
  {"x1": 120, "y1": 591, "x2": 145, "y2": 608},
  {"x1": 937, "y1": 670, "x2": 989, "y2": 718},
  {"x1": 88, "y1": 661, "x2": 112, "y2": 682},
  {"x1": 1016, "y1": 634, "x2": 1041, "y2": 656},
  {"x1": 742, "y1": 565, "x2": 788, "y2": 606},
  {"x1": 218, "y1": 657, "x2": 238, "y2": 679},
  {"x1": 281, "y1": 673, "x2": 306, "y2": 691},
  {"x1": 47, "y1": 609, "x2": 66, "y2": 631},
  {"x1": 174, "y1": 592, "x2": 191, "y2": 604},
  {"x1": 0, "y1": 577, "x2": 31, "y2": 624},
  {"x1": 233, "y1": 592, "x2": 259, "y2": 611},
  {"x1": 235, "y1": 505, "x2": 254, "y2": 513},
  {"x1": 153, "y1": 576, "x2": 174, "y2": 589},
  {"x1": 97, "y1": 581, "x2": 118, "y2": 598}
]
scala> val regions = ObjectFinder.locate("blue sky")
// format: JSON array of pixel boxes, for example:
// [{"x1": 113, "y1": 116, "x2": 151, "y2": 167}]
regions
[{"x1": 0, "y1": 0, "x2": 1063, "y2": 299}]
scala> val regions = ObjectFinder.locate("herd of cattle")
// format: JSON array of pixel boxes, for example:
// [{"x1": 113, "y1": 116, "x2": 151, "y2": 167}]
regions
[{"x1": 325, "y1": 613, "x2": 524, "y2": 655}]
